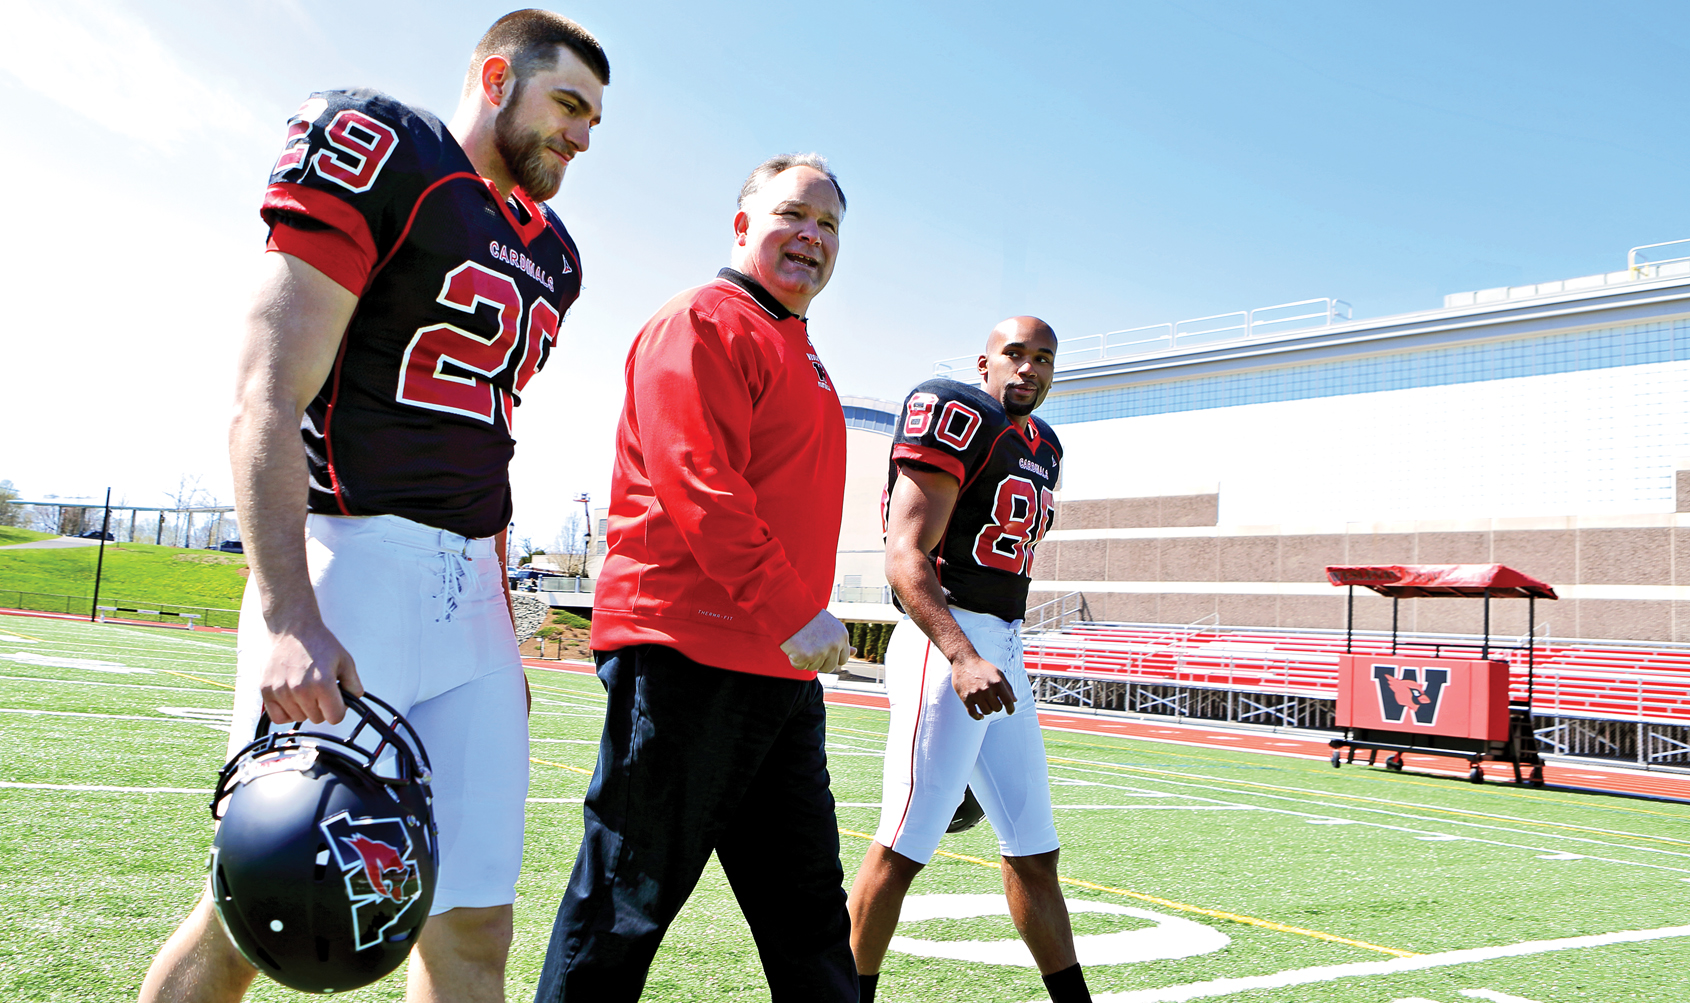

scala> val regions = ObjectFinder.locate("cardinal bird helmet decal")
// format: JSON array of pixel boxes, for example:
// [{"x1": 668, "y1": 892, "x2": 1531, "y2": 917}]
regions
[{"x1": 320, "y1": 811, "x2": 426, "y2": 949}]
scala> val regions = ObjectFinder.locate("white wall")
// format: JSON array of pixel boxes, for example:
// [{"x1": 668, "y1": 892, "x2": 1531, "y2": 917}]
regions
[
  {"x1": 839, "y1": 426, "x2": 893, "y2": 587},
  {"x1": 1055, "y1": 359, "x2": 1690, "y2": 525}
]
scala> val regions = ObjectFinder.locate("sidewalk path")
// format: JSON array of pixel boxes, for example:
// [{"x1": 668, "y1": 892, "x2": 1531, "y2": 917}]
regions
[{"x1": 0, "y1": 537, "x2": 102, "y2": 550}]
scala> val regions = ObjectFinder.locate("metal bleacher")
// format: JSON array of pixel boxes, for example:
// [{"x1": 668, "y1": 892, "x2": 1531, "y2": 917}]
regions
[{"x1": 1022, "y1": 620, "x2": 1690, "y2": 770}]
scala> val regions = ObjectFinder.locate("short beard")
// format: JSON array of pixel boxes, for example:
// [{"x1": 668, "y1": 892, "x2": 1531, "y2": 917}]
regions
[
  {"x1": 1003, "y1": 394, "x2": 1037, "y2": 417},
  {"x1": 493, "y1": 84, "x2": 564, "y2": 202}
]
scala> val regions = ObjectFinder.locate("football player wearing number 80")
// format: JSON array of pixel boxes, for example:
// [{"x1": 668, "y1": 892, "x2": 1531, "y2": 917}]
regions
[
  {"x1": 849, "y1": 318, "x2": 1095, "y2": 1003},
  {"x1": 138, "y1": 11, "x2": 608, "y2": 1003}
]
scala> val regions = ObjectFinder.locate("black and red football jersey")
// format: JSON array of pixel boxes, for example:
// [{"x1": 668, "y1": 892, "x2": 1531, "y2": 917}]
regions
[
  {"x1": 261, "y1": 89, "x2": 582, "y2": 539},
  {"x1": 885, "y1": 379, "x2": 1062, "y2": 622}
]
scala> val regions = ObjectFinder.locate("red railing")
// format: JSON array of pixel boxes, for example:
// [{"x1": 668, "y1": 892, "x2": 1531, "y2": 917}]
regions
[{"x1": 1023, "y1": 623, "x2": 1690, "y2": 725}]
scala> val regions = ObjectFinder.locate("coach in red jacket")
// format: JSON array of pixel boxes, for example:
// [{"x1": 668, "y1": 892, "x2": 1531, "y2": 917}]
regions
[{"x1": 534, "y1": 154, "x2": 858, "y2": 1002}]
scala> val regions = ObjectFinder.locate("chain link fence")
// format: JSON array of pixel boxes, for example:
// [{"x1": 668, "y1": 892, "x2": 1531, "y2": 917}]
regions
[{"x1": 0, "y1": 589, "x2": 239, "y2": 629}]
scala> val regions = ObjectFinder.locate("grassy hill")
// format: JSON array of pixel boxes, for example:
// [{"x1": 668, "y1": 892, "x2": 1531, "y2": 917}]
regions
[
  {"x1": 0, "y1": 527, "x2": 54, "y2": 546},
  {"x1": 0, "y1": 542, "x2": 247, "y2": 624}
]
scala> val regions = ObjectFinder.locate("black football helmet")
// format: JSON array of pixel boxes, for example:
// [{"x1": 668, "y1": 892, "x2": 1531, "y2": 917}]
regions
[
  {"x1": 947, "y1": 785, "x2": 986, "y2": 834},
  {"x1": 209, "y1": 690, "x2": 438, "y2": 994}
]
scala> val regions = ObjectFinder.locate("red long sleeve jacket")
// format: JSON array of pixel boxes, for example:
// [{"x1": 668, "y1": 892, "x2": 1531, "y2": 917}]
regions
[{"x1": 590, "y1": 270, "x2": 846, "y2": 679}]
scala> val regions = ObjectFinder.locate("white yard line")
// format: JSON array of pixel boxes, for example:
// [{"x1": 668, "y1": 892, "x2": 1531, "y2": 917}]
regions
[
  {"x1": 0, "y1": 707, "x2": 225, "y2": 725},
  {"x1": 1080, "y1": 761, "x2": 1690, "y2": 844},
  {"x1": 0, "y1": 652, "x2": 148, "y2": 674},
  {"x1": 1046, "y1": 765, "x2": 1690, "y2": 875},
  {"x1": 1, "y1": 644, "x2": 237, "y2": 670},
  {"x1": 0, "y1": 674, "x2": 231, "y2": 693},
  {"x1": 1054, "y1": 805, "x2": 1258, "y2": 810},
  {"x1": 1461, "y1": 990, "x2": 1546, "y2": 1003},
  {"x1": 0, "y1": 781, "x2": 212, "y2": 794},
  {"x1": 14, "y1": 627, "x2": 238, "y2": 655},
  {"x1": 1050, "y1": 761, "x2": 1690, "y2": 864},
  {"x1": 1080, "y1": 924, "x2": 1690, "y2": 1003},
  {"x1": 95, "y1": 627, "x2": 239, "y2": 652}
]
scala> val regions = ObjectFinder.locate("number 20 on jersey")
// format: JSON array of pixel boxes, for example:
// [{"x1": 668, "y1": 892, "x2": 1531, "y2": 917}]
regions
[{"x1": 397, "y1": 262, "x2": 556, "y2": 428}]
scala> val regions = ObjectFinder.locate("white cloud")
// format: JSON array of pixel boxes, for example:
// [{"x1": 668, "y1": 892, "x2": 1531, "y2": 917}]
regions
[{"x1": 0, "y1": 0, "x2": 270, "y2": 152}]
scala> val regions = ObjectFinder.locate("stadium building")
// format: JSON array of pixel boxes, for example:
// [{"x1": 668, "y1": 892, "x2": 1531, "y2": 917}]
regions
[
  {"x1": 948, "y1": 244, "x2": 1690, "y2": 646},
  {"x1": 882, "y1": 242, "x2": 1690, "y2": 771}
]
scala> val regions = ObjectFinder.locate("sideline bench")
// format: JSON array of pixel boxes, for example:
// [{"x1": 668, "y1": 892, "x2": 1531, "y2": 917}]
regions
[{"x1": 96, "y1": 606, "x2": 201, "y2": 629}]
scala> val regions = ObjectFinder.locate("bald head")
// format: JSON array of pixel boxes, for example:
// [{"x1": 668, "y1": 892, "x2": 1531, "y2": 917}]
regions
[
  {"x1": 986, "y1": 316, "x2": 1057, "y2": 355},
  {"x1": 978, "y1": 315, "x2": 1057, "y2": 420}
]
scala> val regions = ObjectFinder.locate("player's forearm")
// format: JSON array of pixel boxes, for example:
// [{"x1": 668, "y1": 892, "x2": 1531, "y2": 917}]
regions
[
  {"x1": 229, "y1": 391, "x2": 323, "y2": 636},
  {"x1": 887, "y1": 542, "x2": 981, "y2": 667}
]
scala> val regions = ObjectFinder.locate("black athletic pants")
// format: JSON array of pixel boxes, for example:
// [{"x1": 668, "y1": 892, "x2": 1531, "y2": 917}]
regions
[{"x1": 533, "y1": 644, "x2": 858, "y2": 1002}]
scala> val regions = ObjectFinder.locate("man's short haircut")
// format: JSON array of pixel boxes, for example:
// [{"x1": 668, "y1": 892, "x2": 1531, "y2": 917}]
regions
[
  {"x1": 468, "y1": 9, "x2": 610, "y2": 94},
  {"x1": 738, "y1": 153, "x2": 846, "y2": 214}
]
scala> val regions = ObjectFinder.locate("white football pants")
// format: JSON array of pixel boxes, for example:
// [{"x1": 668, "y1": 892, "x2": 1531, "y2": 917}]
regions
[
  {"x1": 873, "y1": 607, "x2": 1059, "y2": 864},
  {"x1": 228, "y1": 513, "x2": 529, "y2": 913}
]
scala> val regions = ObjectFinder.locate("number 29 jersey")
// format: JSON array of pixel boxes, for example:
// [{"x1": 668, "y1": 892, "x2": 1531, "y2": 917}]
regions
[
  {"x1": 885, "y1": 379, "x2": 1062, "y2": 622},
  {"x1": 261, "y1": 89, "x2": 582, "y2": 539}
]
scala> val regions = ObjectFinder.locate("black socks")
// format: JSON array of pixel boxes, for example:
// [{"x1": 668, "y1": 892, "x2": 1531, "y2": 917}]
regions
[
  {"x1": 858, "y1": 972, "x2": 879, "y2": 1003},
  {"x1": 1041, "y1": 963, "x2": 1092, "y2": 1003},
  {"x1": 862, "y1": 965, "x2": 1086, "y2": 1002}
]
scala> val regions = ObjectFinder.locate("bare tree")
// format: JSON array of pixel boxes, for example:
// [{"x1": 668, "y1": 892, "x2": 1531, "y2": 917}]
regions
[
  {"x1": 551, "y1": 513, "x2": 589, "y2": 576},
  {"x1": 164, "y1": 474, "x2": 217, "y2": 549},
  {"x1": 29, "y1": 495, "x2": 62, "y2": 535},
  {"x1": 0, "y1": 480, "x2": 22, "y2": 528}
]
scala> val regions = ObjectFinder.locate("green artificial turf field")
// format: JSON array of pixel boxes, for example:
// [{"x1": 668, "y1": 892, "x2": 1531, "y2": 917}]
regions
[{"x1": 1, "y1": 613, "x2": 1687, "y2": 1002}]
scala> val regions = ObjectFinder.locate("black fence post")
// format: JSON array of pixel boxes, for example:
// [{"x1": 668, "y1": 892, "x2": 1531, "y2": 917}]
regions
[{"x1": 90, "y1": 487, "x2": 112, "y2": 622}]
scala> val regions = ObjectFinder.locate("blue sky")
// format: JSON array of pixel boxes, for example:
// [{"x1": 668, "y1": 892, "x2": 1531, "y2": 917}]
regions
[{"x1": 3, "y1": 0, "x2": 1687, "y2": 542}]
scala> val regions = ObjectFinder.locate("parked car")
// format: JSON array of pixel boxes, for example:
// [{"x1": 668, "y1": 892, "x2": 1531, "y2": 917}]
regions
[
  {"x1": 216, "y1": 540, "x2": 244, "y2": 553},
  {"x1": 77, "y1": 530, "x2": 114, "y2": 540}
]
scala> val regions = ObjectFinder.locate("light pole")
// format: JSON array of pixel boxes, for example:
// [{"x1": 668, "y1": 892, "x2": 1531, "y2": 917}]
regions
[{"x1": 573, "y1": 493, "x2": 590, "y2": 588}]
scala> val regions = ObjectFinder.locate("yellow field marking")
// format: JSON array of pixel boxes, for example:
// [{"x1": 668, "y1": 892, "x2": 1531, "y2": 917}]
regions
[
  {"x1": 1046, "y1": 756, "x2": 1690, "y2": 848},
  {"x1": 1043, "y1": 730, "x2": 1690, "y2": 824},
  {"x1": 836, "y1": 827, "x2": 1417, "y2": 958},
  {"x1": 530, "y1": 756, "x2": 593, "y2": 775},
  {"x1": 152, "y1": 668, "x2": 237, "y2": 691},
  {"x1": 0, "y1": 626, "x2": 46, "y2": 641}
]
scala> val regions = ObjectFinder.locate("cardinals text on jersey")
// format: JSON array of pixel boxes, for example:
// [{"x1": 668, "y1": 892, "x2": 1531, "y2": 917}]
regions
[{"x1": 885, "y1": 379, "x2": 1061, "y2": 622}]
